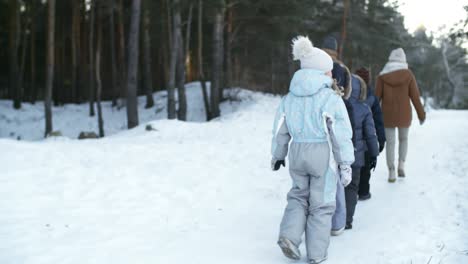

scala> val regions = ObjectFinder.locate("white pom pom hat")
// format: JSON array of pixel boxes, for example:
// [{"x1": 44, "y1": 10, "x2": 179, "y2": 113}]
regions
[{"x1": 292, "y1": 36, "x2": 333, "y2": 72}]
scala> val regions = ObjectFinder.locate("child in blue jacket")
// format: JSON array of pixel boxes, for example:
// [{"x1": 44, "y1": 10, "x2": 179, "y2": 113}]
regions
[{"x1": 271, "y1": 36, "x2": 354, "y2": 264}]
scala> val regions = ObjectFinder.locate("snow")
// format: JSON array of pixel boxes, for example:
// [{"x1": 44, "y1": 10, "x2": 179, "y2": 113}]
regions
[{"x1": 1, "y1": 83, "x2": 467, "y2": 264}]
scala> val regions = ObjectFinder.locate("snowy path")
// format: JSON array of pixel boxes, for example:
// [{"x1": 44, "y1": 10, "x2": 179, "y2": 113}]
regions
[{"x1": 1, "y1": 92, "x2": 467, "y2": 264}]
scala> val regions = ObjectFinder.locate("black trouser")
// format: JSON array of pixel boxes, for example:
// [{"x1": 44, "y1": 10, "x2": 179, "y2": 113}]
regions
[
  {"x1": 358, "y1": 152, "x2": 372, "y2": 196},
  {"x1": 345, "y1": 167, "x2": 361, "y2": 224}
]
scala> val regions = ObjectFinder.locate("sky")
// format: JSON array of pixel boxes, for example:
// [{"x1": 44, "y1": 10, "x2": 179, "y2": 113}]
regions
[{"x1": 397, "y1": 0, "x2": 466, "y2": 36}]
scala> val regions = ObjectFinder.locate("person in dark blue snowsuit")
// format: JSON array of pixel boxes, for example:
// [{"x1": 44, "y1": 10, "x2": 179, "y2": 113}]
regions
[
  {"x1": 342, "y1": 74, "x2": 380, "y2": 229},
  {"x1": 355, "y1": 68, "x2": 386, "y2": 201}
]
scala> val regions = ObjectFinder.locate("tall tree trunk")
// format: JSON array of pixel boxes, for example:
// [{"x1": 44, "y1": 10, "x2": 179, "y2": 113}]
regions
[
  {"x1": 175, "y1": 2, "x2": 187, "y2": 121},
  {"x1": 30, "y1": 1, "x2": 37, "y2": 104},
  {"x1": 45, "y1": 0, "x2": 56, "y2": 137},
  {"x1": 117, "y1": 0, "x2": 126, "y2": 108},
  {"x1": 161, "y1": 0, "x2": 170, "y2": 86},
  {"x1": 143, "y1": 0, "x2": 154, "y2": 109},
  {"x1": 184, "y1": 3, "x2": 194, "y2": 81},
  {"x1": 96, "y1": 6, "x2": 105, "y2": 137},
  {"x1": 60, "y1": 21, "x2": 66, "y2": 105},
  {"x1": 339, "y1": 0, "x2": 350, "y2": 60},
  {"x1": 166, "y1": 0, "x2": 180, "y2": 119},
  {"x1": 210, "y1": 5, "x2": 225, "y2": 119},
  {"x1": 109, "y1": 0, "x2": 118, "y2": 107},
  {"x1": 10, "y1": 0, "x2": 20, "y2": 109},
  {"x1": 18, "y1": 3, "x2": 29, "y2": 108},
  {"x1": 176, "y1": 35, "x2": 187, "y2": 121},
  {"x1": 89, "y1": 0, "x2": 95, "y2": 116},
  {"x1": 185, "y1": 3, "x2": 194, "y2": 61},
  {"x1": 197, "y1": 0, "x2": 210, "y2": 120},
  {"x1": 226, "y1": 4, "x2": 233, "y2": 88},
  {"x1": 71, "y1": 0, "x2": 81, "y2": 103},
  {"x1": 126, "y1": 0, "x2": 141, "y2": 129},
  {"x1": 166, "y1": 0, "x2": 173, "y2": 49}
]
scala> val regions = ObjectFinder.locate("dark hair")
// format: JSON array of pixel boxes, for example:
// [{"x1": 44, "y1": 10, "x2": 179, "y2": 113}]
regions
[{"x1": 355, "y1": 67, "x2": 370, "y2": 84}]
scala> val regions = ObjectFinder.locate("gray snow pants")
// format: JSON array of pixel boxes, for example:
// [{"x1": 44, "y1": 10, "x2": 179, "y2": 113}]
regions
[
  {"x1": 385, "y1": 127, "x2": 409, "y2": 169},
  {"x1": 279, "y1": 142, "x2": 336, "y2": 262}
]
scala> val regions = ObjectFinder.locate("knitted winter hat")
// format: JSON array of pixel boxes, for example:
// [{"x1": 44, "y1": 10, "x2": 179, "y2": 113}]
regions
[
  {"x1": 355, "y1": 67, "x2": 370, "y2": 84},
  {"x1": 388, "y1": 48, "x2": 407, "y2": 63},
  {"x1": 321, "y1": 35, "x2": 338, "y2": 51},
  {"x1": 292, "y1": 36, "x2": 333, "y2": 72}
]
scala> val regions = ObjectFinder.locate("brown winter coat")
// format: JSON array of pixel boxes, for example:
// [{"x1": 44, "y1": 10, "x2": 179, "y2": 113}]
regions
[{"x1": 375, "y1": 69, "x2": 426, "y2": 128}]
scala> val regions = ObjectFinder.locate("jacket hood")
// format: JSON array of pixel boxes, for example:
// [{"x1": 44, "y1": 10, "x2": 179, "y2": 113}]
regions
[
  {"x1": 330, "y1": 62, "x2": 352, "y2": 100},
  {"x1": 350, "y1": 74, "x2": 367, "y2": 102},
  {"x1": 289, "y1": 69, "x2": 333, "y2": 97},
  {"x1": 379, "y1": 69, "x2": 412, "y2": 86}
]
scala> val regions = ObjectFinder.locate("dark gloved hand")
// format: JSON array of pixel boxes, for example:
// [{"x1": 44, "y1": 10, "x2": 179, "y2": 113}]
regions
[
  {"x1": 271, "y1": 159, "x2": 286, "y2": 171},
  {"x1": 379, "y1": 142, "x2": 385, "y2": 153},
  {"x1": 369, "y1": 157, "x2": 377, "y2": 171}
]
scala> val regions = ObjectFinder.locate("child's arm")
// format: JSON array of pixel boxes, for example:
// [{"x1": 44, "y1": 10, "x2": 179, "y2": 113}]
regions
[
  {"x1": 370, "y1": 92, "x2": 386, "y2": 151},
  {"x1": 271, "y1": 99, "x2": 291, "y2": 166},
  {"x1": 329, "y1": 96, "x2": 355, "y2": 166},
  {"x1": 363, "y1": 108, "x2": 379, "y2": 158},
  {"x1": 326, "y1": 97, "x2": 354, "y2": 186}
]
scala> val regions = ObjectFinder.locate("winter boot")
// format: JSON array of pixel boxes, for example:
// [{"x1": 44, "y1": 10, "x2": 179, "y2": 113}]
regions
[
  {"x1": 277, "y1": 237, "x2": 301, "y2": 260},
  {"x1": 398, "y1": 161, "x2": 406, "y2": 177},
  {"x1": 388, "y1": 168, "x2": 396, "y2": 183},
  {"x1": 358, "y1": 193, "x2": 372, "y2": 201},
  {"x1": 331, "y1": 226, "x2": 345, "y2": 236},
  {"x1": 345, "y1": 222, "x2": 353, "y2": 230}
]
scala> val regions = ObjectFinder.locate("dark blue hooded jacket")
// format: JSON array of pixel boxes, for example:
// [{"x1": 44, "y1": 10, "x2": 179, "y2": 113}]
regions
[
  {"x1": 332, "y1": 62, "x2": 351, "y2": 92},
  {"x1": 365, "y1": 86, "x2": 386, "y2": 148},
  {"x1": 344, "y1": 75, "x2": 379, "y2": 168}
]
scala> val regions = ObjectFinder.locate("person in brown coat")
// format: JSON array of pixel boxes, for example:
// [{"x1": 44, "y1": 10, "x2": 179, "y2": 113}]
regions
[{"x1": 375, "y1": 48, "x2": 426, "y2": 183}]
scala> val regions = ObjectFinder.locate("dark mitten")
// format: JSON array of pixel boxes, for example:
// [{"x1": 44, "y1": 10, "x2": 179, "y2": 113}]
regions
[
  {"x1": 369, "y1": 157, "x2": 377, "y2": 171},
  {"x1": 272, "y1": 160, "x2": 286, "y2": 171},
  {"x1": 379, "y1": 142, "x2": 385, "y2": 153}
]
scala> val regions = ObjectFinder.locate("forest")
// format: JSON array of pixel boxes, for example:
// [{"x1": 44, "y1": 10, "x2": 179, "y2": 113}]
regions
[{"x1": 0, "y1": 0, "x2": 467, "y2": 137}]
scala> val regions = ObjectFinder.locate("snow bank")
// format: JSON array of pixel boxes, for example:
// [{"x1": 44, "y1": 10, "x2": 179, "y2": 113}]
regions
[{"x1": 0, "y1": 82, "x2": 258, "y2": 141}]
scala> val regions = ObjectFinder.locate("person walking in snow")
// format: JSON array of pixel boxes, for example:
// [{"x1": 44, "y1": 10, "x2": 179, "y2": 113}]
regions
[
  {"x1": 271, "y1": 36, "x2": 354, "y2": 264},
  {"x1": 375, "y1": 48, "x2": 426, "y2": 183},
  {"x1": 321, "y1": 35, "x2": 353, "y2": 235},
  {"x1": 340, "y1": 73, "x2": 380, "y2": 230},
  {"x1": 355, "y1": 67, "x2": 386, "y2": 201}
]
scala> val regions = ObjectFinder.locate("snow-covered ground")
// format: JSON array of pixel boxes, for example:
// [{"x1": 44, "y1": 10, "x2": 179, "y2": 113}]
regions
[{"x1": 1, "y1": 84, "x2": 467, "y2": 264}]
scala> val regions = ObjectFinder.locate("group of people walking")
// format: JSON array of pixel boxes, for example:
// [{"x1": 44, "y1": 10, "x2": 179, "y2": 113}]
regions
[{"x1": 270, "y1": 35, "x2": 426, "y2": 263}]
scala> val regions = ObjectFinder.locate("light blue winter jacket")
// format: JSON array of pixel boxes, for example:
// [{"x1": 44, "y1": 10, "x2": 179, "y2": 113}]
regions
[{"x1": 271, "y1": 69, "x2": 355, "y2": 166}]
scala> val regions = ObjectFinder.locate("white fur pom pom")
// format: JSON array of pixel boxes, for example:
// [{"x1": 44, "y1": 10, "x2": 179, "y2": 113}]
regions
[{"x1": 292, "y1": 36, "x2": 314, "y2": 61}]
